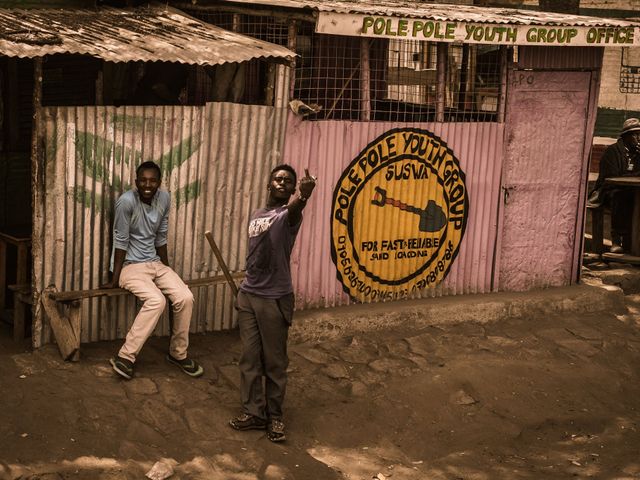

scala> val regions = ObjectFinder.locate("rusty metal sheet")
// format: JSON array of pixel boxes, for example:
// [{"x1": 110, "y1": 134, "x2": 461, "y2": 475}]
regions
[
  {"x1": 34, "y1": 102, "x2": 288, "y2": 347},
  {"x1": 283, "y1": 114, "x2": 504, "y2": 308},
  {"x1": 0, "y1": 5, "x2": 294, "y2": 65},
  {"x1": 213, "y1": 0, "x2": 640, "y2": 27}
]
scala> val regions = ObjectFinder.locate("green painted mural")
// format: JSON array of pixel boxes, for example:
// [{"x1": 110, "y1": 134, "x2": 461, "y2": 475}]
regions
[{"x1": 68, "y1": 116, "x2": 203, "y2": 208}]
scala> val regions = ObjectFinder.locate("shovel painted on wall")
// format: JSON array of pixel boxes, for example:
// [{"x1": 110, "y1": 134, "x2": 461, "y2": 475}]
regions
[{"x1": 371, "y1": 186, "x2": 446, "y2": 232}]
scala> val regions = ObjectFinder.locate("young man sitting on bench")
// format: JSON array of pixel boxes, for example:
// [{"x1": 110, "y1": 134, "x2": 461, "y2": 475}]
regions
[{"x1": 101, "y1": 160, "x2": 203, "y2": 380}]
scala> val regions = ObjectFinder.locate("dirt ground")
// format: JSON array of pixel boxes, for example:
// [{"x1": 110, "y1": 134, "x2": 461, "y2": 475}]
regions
[{"x1": 1, "y1": 278, "x2": 639, "y2": 480}]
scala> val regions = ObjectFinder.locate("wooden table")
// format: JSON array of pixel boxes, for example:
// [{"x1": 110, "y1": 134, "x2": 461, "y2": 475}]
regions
[
  {"x1": 0, "y1": 227, "x2": 31, "y2": 340},
  {"x1": 604, "y1": 177, "x2": 640, "y2": 257}
]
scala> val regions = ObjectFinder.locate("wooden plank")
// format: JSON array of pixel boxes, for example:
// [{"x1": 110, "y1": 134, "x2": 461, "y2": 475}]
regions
[
  {"x1": 360, "y1": 38, "x2": 370, "y2": 122},
  {"x1": 386, "y1": 67, "x2": 437, "y2": 87},
  {"x1": 48, "y1": 272, "x2": 245, "y2": 302},
  {"x1": 602, "y1": 252, "x2": 640, "y2": 265},
  {"x1": 41, "y1": 288, "x2": 78, "y2": 361}
]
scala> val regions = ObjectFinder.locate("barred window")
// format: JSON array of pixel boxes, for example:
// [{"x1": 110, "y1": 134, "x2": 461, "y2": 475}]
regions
[
  {"x1": 620, "y1": 47, "x2": 640, "y2": 94},
  {"x1": 181, "y1": 10, "x2": 290, "y2": 105},
  {"x1": 186, "y1": 10, "x2": 507, "y2": 121},
  {"x1": 293, "y1": 22, "x2": 505, "y2": 122}
]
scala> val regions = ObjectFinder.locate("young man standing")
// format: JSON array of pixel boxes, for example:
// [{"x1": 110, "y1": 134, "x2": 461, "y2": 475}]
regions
[
  {"x1": 229, "y1": 164, "x2": 316, "y2": 442},
  {"x1": 103, "y1": 160, "x2": 203, "y2": 380}
]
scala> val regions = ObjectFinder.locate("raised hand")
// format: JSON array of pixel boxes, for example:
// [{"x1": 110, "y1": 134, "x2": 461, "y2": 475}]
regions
[{"x1": 299, "y1": 168, "x2": 317, "y2": 199}]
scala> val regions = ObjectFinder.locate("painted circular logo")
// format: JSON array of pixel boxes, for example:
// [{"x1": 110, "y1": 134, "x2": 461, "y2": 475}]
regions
[{"x1": 330, "y1": 128, "x2": 468, "y2": 302}]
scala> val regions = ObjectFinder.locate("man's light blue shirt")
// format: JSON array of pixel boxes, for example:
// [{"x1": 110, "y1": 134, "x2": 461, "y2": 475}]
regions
[{"x1": 110, "y1": 189, "x2": 171, "y2": 271}]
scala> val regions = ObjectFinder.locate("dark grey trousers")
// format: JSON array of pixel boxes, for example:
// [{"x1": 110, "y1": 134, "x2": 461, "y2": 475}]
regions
[{"x1": 236, "y1": 290, "x2": 294, "y2": 421}]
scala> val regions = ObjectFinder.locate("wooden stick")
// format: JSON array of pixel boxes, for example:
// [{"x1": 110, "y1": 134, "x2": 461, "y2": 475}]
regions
[{"x1": 205, "y1": 231, "x2": 239, "y2": 297}]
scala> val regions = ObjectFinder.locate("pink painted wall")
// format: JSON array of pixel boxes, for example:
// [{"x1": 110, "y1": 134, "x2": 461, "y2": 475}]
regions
[{"x1": 283, "y1": 115, "x2": 504, "y2": 308}]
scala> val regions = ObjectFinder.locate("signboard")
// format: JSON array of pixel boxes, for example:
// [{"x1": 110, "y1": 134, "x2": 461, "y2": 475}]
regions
[
  {"x1": 317, "y1": 12, "x2": 640, "y2": 47},
  {"x1": 330, "y1": 128, "x2": 468, "y2": 303}
]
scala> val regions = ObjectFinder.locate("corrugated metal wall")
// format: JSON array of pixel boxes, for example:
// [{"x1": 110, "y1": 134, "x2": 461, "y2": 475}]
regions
[
  {"x1": 284, "y1": 115, "x2": 504, "y2": 308},
  {"x1": 33, "y1": 102, "x2": 287, "y2": 347}
]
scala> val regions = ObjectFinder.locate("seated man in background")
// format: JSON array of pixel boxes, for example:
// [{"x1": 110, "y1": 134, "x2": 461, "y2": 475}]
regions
[{"x1": 590, "y1": 118, "x2": 640, "y2": 253}]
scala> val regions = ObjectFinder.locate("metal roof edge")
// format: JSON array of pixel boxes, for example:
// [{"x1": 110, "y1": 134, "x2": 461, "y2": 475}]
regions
[
  {"x1": 203, "y1": 0, "x2": 640, "y2": 28},
  {"x1": 0, "y1": 4, "x2": 296, "y2": 65}
]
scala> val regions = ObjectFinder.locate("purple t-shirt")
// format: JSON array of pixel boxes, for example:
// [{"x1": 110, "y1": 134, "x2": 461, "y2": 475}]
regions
[{"x1": 240, "y1": 205, "x2": 302, "y2": 298}]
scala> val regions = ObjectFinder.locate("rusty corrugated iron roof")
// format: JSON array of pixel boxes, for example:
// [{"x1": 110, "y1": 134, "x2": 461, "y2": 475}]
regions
[
  {"x1": 0, "y1": 5, "x2": 295, "y2": 65},
  {"x1": 211, "y1": 0, "x2": 640, "y2": 27}
]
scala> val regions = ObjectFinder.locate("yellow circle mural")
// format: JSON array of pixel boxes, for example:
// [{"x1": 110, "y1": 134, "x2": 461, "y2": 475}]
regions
[{"x1": 331, "y1": 128, "x2": 468, "y2": 302}]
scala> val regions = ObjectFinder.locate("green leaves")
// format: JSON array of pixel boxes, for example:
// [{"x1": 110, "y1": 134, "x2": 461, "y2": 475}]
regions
[{"x1": 72, "y1": 118, "x2": 202, "y2": 208}]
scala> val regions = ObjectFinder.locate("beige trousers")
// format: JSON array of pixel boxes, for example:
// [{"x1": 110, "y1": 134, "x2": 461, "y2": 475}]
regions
[{"x1": 118, "y1": 261, "x2": 194, "y2": 363}]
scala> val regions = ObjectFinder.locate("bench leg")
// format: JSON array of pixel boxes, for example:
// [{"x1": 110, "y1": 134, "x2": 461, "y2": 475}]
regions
[
  {"x1": 13, "y1": 296, "x2": 25, "y2": 342},
  {"x1": 591, "y1": 207, "x2": 605, "y2": 255},
  {"x1": 41, "y1": 289, "x2": 79, "y2": 361},
  {"x1": 68, "y1": 301, "x2": 81, "y2": 361}
]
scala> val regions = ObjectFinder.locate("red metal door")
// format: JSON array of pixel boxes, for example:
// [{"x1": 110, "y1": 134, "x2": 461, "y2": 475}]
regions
[{"x1": 498, "y1": 71, "x2": 592, "y2": 291}]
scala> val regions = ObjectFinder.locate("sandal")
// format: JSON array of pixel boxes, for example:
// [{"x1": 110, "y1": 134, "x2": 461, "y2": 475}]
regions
[
  {"x1": 229, "y1": 413, "x2": 267, "y2": 431},
  {"x1": 110, "y1": 356, "x2": 134, "y2": 380},
  {"x1": 267, "y1": 418, "x2": 286, "y2": 442},
  {"x1": 166, "y1": 354, "x2": 204, "y2": 377}
]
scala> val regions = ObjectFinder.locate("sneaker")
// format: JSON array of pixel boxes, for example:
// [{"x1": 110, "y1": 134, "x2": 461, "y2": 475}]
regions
[
  {"x1": 229, "y1": 413, "x2": 267, "y2": 431},
  {"x1": 166, "y1": 354, "x2": 204, "y2": 377},
  {"x1": 267, "y1": 418, "x2": 286, "y2": 442},
  {"x1": 610, "y1": 244, "x2": 624, "y2": 254},
  {"x1": 110, "y1": 356, "x2": 134, "y2": 380}
]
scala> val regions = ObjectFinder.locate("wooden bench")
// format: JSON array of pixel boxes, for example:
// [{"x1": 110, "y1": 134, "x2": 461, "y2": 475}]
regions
[{"x1": 42, "y1": 272, "x2": 244, "y2": 361}]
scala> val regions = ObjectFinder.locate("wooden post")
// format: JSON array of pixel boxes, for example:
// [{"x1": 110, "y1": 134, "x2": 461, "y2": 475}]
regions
[
  {"x1": 30, "y1": 57, "x2": 43, "y2": 347},
  {"x1": 265, "y1": 63, "x2": 276, "y2": 106},
  {"x1": 497, "y1": 46, "x2": 509, "y2": 124},
  {"x1": 360, "y1": 38, "x2": 371, "y2": 122},
  {"x1": 13, "y1": 243, "x2": 28, "y2": 341},
  {"x1": 288, "y1": 20, "x2": 297, "y2": 99},
  {"x1": 457, "y1": 44, "x2": 469, "y2": 111},
  {"x1": 436, "y1": 43, "x2": 447, "y2": 122}
]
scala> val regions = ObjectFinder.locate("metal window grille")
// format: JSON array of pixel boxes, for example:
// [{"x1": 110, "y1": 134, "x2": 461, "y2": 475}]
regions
[
  {"x1": 182, "y1": 10, "x2": 290, "y2": 105},
  {"x1": 293, "y1": 22, "x2": 504, "y2": 122},
  {"x1": 187, "y1": 10, "x2": 506, "y2": 121},
  {"x1": 620, "y1": 47, "x2": 640, "y2": 94}
]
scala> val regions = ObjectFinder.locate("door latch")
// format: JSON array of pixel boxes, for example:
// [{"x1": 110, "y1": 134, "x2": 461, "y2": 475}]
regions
[{"x1": 502, "y1": 185, "x2": 516, "y2": 204}]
